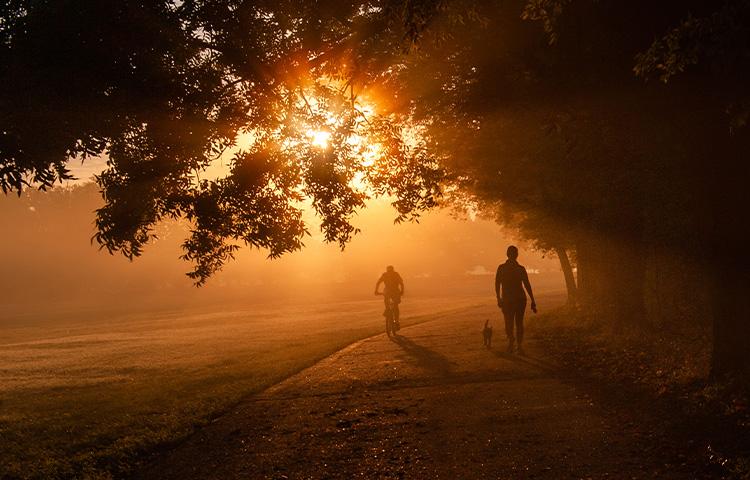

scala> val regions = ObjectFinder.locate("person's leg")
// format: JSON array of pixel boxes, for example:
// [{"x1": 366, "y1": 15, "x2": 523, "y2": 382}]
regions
[
  {"x1": 515, "y1": 306, "x2": 527, "y2": 354},
  {"x1": 393, "y1": 295, "x2": 401, "y2": 329},
  {"x1": 503, "y1": 308, "x2": 515, "y2": 353}
]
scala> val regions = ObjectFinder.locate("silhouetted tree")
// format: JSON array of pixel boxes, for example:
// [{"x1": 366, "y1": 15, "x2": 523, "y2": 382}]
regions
[
  {"x1": 508, "y1": 0, "x2": 750, "y2": 377},
  {"x1": 381, "y1": 0, "x2": 750, "y2": 378},
  {"x1": 528, "y1": 0, "x2": 750, "y2": 379},
  {"x1": 630, "y1": 0, "x2": 750, "y2": 380},
  {"x1": 1, "y1": 0, "x2": 480, "y2": 283},
  {"x1": 382, "y1": 2, "x2": 655, "y2": 324}
]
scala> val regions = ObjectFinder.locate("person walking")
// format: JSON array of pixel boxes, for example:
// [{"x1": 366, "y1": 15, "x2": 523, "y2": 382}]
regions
[{"x1": 495, "y1": 246, "x2": 536, "y2": 354}]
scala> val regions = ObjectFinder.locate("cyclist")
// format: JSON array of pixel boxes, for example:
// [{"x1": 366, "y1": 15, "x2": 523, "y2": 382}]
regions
[{"x1": 375, "y1": 265, "x2": 404, "y2": 330}]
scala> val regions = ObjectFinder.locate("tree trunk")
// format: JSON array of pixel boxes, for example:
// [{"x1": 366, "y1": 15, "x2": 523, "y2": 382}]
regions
[
  {"x1": 710, "y1": 266, "x2": 750, "y2": 379},
  {"x1": 576, "y1": 237, "x2": 614, "y2": 311},
  {"x1": 611, "y1": 240, "x2": 647, "y2": 331},
  {"x1": 555, "y1": 246, "x2": 577, "y2": 305},
  {"x1": 576, "y1": 236, "x2": 646, "y2": 330},
  {"x1": 706, "y1": 134, "x2": 750, "y2": 380},
  {"x1": 699, "y1": 117, "x2": 750, "y2": 380}
]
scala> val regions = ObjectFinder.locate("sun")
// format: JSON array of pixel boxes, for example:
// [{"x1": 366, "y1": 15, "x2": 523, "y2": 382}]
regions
[{"x1": 308, "y1": 130, "x2": 331, "y2": 149}]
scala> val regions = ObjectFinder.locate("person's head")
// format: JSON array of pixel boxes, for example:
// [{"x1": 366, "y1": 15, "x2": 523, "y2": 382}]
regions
[
  {"x1": 386, "y1": 265, "x2": 395, "y2": 273},
  {"x1": 506, "y1": 245, "x2": 519, "y2": 260}
]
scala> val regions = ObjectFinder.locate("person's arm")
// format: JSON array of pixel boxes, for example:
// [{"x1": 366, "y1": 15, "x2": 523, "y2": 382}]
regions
[
  {"x1": 522, "y1": 269, "x2": 536, "y2": 313},
  {"x1": 495, "y1": 266, "x2": 502, "y2": 308},
  {"x1": 398, "y1": 275, "x2": 404, "y2": 295},
  {"x1": 374, "y1": 275, "x2": 383, "y2": 295}
]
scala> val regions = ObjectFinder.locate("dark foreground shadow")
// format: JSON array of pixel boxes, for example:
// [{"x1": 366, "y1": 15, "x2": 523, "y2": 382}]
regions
[
  {"x1": 392, "y1": 334, "x2": 454, "y2": 376},
  {"x1": 488, "y1": 347, "x2": 558, "y2": 374}
]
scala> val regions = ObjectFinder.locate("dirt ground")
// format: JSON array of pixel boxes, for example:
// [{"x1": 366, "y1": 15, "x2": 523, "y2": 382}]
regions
[{"x1": 127, "y1": 292, "x2": 719, "y2": 479}]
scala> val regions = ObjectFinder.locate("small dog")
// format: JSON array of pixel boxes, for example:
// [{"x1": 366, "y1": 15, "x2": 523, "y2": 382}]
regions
[{"x1": 482, "y1": 319, "x2": 493, "y2": 348}]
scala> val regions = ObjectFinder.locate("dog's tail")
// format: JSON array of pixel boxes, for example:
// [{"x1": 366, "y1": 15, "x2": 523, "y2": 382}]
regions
[{"x1": 484, "y1": 319, "x2": 490, "y2": 329}]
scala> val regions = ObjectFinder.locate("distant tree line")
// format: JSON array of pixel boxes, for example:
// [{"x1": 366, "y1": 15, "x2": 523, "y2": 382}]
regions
[{"x1": 2, "y1": 0, "x2": 749, "y2": 379}]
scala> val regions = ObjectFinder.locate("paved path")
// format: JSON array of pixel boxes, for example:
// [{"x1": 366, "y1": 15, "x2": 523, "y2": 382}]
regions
[{"x1": 130, "y1": 292, "x2": 699, "y2": 479}]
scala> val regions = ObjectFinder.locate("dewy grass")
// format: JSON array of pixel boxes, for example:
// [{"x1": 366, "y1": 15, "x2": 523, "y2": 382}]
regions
[{"x1": 0, "y1": 297, "x2": 482, "y2": 480}]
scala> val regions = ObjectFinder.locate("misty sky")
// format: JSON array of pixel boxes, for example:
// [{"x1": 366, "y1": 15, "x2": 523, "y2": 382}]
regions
[{"x1": 1, "y1": 161, "x2": 564, "y2": 317}]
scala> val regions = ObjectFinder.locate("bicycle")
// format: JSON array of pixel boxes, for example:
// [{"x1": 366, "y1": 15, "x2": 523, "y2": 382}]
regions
[{"x1": 375, "y1": 292, "x2": 400, "y2": 337}]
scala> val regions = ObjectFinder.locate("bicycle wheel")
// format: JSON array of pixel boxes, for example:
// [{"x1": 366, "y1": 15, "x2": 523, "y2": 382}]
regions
[{"x1": 385, "y1": 308, "x2": 393, "y2": 336}]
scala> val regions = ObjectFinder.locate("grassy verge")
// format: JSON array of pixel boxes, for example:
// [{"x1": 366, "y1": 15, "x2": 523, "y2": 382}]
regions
[
  {"x1": 0, "y1": 302, "x2": 480, "y2": 480},
  {"x1": 533, "y1": 306, "x2": 750, "y2": 480}
]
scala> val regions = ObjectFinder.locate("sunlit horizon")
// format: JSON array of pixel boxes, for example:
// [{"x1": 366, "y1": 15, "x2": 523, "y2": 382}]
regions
[{"x1": 0, "y1": 180, "x2": 564, "y2": 319}]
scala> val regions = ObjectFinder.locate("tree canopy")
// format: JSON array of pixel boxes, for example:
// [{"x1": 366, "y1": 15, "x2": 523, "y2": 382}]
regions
[{"x1": 1, "y1": 0, "x2": 473, "y2": 283}]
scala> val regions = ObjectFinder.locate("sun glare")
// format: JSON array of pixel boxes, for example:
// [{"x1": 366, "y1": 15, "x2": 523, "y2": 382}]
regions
[{"x1": 308, "y1": 130, "x2": 331, "y2": 149}]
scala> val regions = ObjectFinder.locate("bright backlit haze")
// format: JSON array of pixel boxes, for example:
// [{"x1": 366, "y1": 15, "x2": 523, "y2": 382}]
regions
[{"x1": 2, "y1": 171, "x2": 564, "y2": 320}]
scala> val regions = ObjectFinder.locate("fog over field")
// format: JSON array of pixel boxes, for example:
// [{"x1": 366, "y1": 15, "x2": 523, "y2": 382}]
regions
[
  {"x1": 0, "y1": 182, "x2": 565, "y2": 479},
  {"x1": 0, "y1": 182, "x2": 565, "y2": 324}
]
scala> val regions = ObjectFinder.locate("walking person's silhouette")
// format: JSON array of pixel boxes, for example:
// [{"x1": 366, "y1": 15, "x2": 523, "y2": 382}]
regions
[{"x1": 495, "y1": 246, "x2": 537, "y2": 354}]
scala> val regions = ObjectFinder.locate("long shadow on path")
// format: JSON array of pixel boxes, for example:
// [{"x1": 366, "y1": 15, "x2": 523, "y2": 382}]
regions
[
  {"x1": 487, "y1": 346, "x2": 559, "y2": 375},
  {"x1": 391, "y1": 334, "x2": 455, "y2": 376}
]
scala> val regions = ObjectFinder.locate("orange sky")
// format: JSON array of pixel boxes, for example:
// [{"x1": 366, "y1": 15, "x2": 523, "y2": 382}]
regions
[{"x1": 0, "y1": 162, "x2": 565, "y2": 317}]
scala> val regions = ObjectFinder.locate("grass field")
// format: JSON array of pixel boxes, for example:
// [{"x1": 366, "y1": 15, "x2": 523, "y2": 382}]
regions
[{"x1": 0, "y1": 293, "x2": 491, "y2": 479}]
